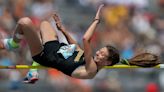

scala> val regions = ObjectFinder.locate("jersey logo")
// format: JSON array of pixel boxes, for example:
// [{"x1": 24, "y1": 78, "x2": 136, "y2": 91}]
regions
[{"x1": 57, "y1": 44, "x2": 76, "y2": 59}]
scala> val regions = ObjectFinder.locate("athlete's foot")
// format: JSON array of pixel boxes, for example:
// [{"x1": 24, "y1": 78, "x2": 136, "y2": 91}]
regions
[
  {"x1": 23, "y1": 71, "x2": 39, "y2": 84},
  {"x1": 3, "y1": 38, "x2": 19, "y2": 50}
]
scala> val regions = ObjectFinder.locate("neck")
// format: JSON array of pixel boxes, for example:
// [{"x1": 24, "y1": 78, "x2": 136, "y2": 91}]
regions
[{"x1": 95, "y1": 62, "x2": 104, "y2": 71}]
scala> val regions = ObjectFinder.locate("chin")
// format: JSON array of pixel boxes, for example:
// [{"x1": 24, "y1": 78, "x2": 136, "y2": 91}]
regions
[
  {"x1": 95, "y1": 60, "x2": 99, "y2": 63},
  {"x1": 94, "y1": 56, "x2": 101, "y2": 63},
  {"x1": 95, "y1": 59, "x2": 101, "y2": 63},
  {"x1": 94, "y1": 58, "x2": 99, "y2": 62},
  {"x1": 93, "y1": 58, "x2": 97, "y2": 62}
]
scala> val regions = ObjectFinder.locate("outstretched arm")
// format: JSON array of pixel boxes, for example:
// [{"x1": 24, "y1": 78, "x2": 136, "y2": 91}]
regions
[
  {"x1": 82, "y1": 4, "x2": 104, "y2": 41},
  {"x1": 71, "y1": 4, "x2": 105, "y2": 79},
  {"x1": 52, "y1": 14, "x2": 82, "y2": 50}
]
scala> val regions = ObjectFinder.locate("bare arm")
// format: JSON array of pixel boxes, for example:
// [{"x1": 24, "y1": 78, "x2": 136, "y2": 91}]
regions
[
  {"x1": 52, "y1": 14, "x2": 81, "y2": 50},
  {"x1": 71, "y1": 4, "x2": 105, "y2": 79},
  {"x1": 83, "y1": 4, "x2": 103, "y2": 41},
  {"x1": 71, "y1": 66, "x2": 96, "y2": 79}
]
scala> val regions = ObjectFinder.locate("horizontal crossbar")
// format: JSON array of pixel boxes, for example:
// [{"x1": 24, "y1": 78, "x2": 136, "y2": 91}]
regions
[{"x1": 0, "y1": 64, "x2": 163, "y2": 69}]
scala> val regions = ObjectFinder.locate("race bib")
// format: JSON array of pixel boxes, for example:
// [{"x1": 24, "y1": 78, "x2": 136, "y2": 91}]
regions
[{"x1": 57, "y1": 44, "x2": 76, "y2": 59}]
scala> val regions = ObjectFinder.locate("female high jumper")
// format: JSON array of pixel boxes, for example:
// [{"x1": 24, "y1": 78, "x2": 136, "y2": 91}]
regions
[{"x1": 0, "y1": 4, "x2": 160, "y2": 84}]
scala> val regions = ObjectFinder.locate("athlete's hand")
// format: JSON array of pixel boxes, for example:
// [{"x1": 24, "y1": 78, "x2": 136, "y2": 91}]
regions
[
  {"x1": 94, "y1": 4, "x2": 105, "y2": 21},
  {"x1": 52, "y1": 13, "x2": 63, "y2": 31}
]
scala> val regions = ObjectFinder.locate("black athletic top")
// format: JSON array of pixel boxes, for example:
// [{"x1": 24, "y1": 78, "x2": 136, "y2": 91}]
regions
[
  {"x1": 55, "y1": 51, "x2": 85, "y2": 76},
  {"x1": 32, "y1": 41, "x2": 85, "y2": 76}
]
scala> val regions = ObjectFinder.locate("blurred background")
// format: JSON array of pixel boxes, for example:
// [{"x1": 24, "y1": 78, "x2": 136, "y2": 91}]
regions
[{"x1": 0, "y1": 0, "x2": 164, "y2": 92}]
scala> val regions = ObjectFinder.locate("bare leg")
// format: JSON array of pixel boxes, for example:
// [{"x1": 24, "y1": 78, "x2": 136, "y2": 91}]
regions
[
  {"x1": 13, "y1": 17, "x2": 43, "y2": 56},
  {"x1": 24, "y1": 21, "x2": 58, "y2": 84},
  {"x1": 0, "y1": 17, "x2": 45, "y2": 84},
  {"x1": 17, "y1": 17, "x2": 43, "y2": 84},
  {"x1": 40, "y1": 21, "x2": 58, "y2": 44}
]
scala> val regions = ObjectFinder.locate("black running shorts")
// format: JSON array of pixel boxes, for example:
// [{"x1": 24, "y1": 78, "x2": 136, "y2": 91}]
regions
[{"x1": 32, "y1": 40, "x2": 66, "y2": 67}]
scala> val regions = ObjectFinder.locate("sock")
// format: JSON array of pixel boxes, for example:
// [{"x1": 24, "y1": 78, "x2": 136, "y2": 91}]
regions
[
  {"x1": 9, "y1": 38, "x2": 19, "y2": 48},
  {"x1": 3, "y1": 38, "x2": 19, "y2": 50},
  {"x1": 30, "y1": 61, "x2": 40, "y2": 72}
]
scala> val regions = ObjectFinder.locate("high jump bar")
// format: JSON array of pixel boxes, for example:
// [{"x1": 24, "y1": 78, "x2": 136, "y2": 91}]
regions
[{"x1": 0, "y1": 64, "x2": 164, "y2": 69}]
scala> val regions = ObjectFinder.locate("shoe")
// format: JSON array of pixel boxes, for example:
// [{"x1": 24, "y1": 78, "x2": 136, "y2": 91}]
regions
[
  {"x1": 3, "y1": 38, "x2": 19, "y2": 50},
  {"x1": 23, "y1": 71, "x2": 39, "y2": 84}
]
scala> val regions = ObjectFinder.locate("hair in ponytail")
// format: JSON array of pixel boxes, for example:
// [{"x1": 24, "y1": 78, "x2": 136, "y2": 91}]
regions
[{"x1": 120, "y1": 53, "x2": 160, "y2": 67}]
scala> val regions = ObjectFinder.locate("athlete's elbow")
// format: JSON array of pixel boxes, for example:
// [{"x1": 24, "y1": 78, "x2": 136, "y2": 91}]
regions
[
  {"x1": 82, "y1": 36, "x2": 90, "y2": 42},
  {"x1": 82, "y1": 36, "x2": 87, "y2": 41},
  {"x1": 87, "y1": 75, "x2": 95, "y2": 79},
  {"x1": 87, "y1": 72, "x2": 96, "y2": 79}
]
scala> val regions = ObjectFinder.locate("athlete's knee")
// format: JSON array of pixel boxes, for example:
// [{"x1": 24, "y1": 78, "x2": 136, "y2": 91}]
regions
[{"x1": 18, "y1": 17, "x2": 33, "y2": 26}]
